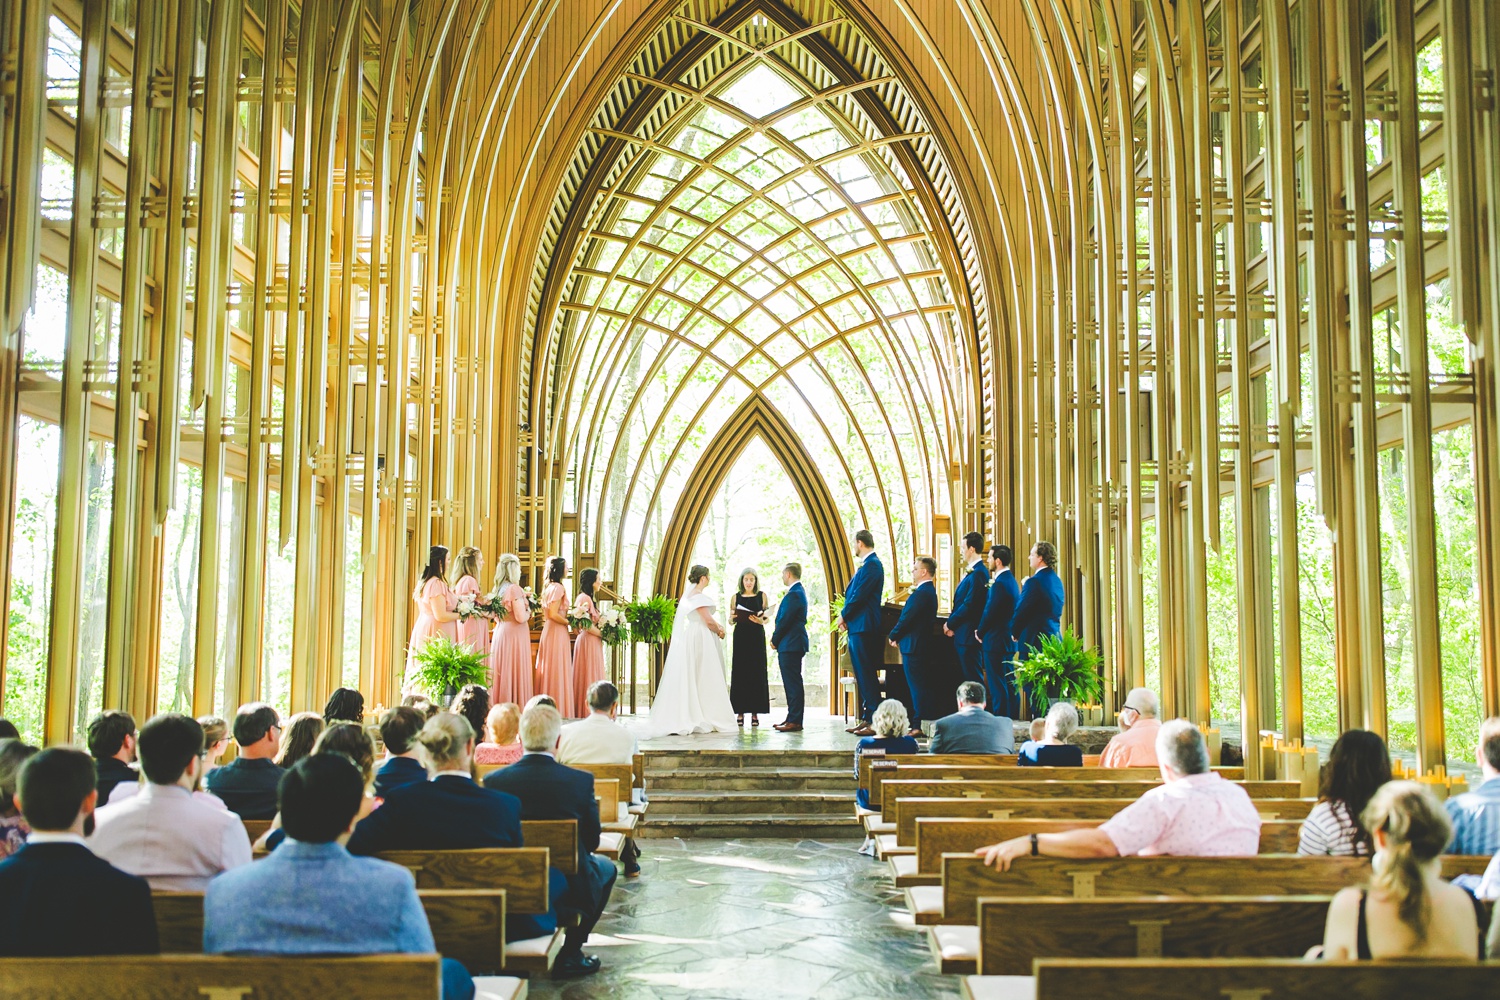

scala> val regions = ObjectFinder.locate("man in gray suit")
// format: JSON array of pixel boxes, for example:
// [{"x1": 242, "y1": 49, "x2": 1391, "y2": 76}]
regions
[{"x1": 928, "y1": 681, "x2": 1015, "y2": 754}]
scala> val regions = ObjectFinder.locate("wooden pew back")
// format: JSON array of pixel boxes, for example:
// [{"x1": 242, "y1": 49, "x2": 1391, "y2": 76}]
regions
[
  {"x1": 378, "y1": 847, "x2": 550, "y2": 911},
  {"x1": 860, "y1": 754, "x2": 1105, "y2": 793},
  {"x1": 0, "y1": 955, "x2": 442, "y2": 999},
  {"x1": 893, "y1": 796, "x2": 1315, "y2": 843},
  {"x1": 241, "y1": 819, "x2": 270, "y2": 844},
  {"x1": 915, "y1": 818, "x2": 1304, "y2": 873},
  {"x1": 939, "y1": 855, "x2": 1372, "y2": 923},
  {"x1": 879, "y1": 778, "x2": 1299, "y2": 814},
  {"x1": 1031, "y1": 958, "x2": 1500, "y2": 999},
  {"x1": 978, "y1": 896, "x2": 1330, "y2": 976},
  {"x1": 569, "y1": 762, "x2": 631, "y2": 819},
  {"x1": 522, "y1": 819, "x2": 578, "y2": 875}
]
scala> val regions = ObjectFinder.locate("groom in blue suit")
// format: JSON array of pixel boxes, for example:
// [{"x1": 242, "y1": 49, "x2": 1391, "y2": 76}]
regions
[
  {"x1": 840, "y1": 529, "x2": 886, "y2": 735},
  {"x1": 978, "y1": 544, "x2": 1021, "y2": 718},
  {"x1": 771, "y1": 563, "x2": 809, "y2": 732},
  {"x1": 945, "y1": 531, "x2": 989, "y2": 687}
]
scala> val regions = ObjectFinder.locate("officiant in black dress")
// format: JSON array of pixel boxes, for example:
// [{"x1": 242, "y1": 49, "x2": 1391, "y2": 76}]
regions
[{"x1": 730, "y1": 568, "x2": 770, "y2": 726}]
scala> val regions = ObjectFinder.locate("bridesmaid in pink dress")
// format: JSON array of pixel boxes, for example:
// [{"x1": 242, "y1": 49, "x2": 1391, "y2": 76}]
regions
[
  {"x1": 533, "y1": 556, "x2": 575, "y2": 713},
  {"x1": 487, "y1": 552, "x2": 533, "y2": 706},
  {"x1": 570, "y1": 567, "x2": 606, "y2": 718},
  {"x1": 404, "y1": 545, "x2": 460, "y2": 691},
  {"x1": 450, "y1": 546, "x2": 488, "y2": 655}
]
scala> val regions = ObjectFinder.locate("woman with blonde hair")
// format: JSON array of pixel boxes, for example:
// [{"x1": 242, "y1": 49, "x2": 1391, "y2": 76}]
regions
[
  {"x1": 474, "y1": 703, "x2": 523, "y2": 766},
  {"x1": 853, "y1": 699, "x2": 918, "y2": 811},
  {"x1": 1318, "y1": 780, "x2": 1484, "y2": 960},
  {"x1": 487, "y1": 552, "x2": 533, "y2": 706},
  {"x1": 449, "y1": 545, "x2": 488, "y2": 658},
  {"x1": 405, "y1": 545, "x2": 460, "y2": 690}
]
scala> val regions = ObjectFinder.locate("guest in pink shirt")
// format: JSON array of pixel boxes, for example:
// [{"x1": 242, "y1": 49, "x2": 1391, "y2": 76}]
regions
[
  {"x1": 976, "y1": 719, "x2": 1261, "y2": 868},
  {"x1": 473, "y1": 703, "x2": 524, "y2": 767},
  {"x1": 1099, "y1": 687, "x2": 1163, "y2": 768}
]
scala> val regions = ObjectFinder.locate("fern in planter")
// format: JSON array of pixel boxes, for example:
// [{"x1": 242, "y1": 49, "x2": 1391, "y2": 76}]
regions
[
  {"x1": 625, "y1": 594, "x2": 677, "y2": 646},
  {"x1": 826, "y1": 595, "x2": 849, "y2": 652},
  {"x1": 408, "y1": 634, "x2": 489, "y2": 701},
  {"x1": 1010, "y1": 627, "x2": 1103, "y2": 712}
]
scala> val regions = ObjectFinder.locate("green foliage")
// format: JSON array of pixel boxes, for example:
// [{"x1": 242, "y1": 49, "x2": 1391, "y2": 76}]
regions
[
  {"x1": 825, "y1": 595, "x2": 849, "y2": 651},
  {"x1": 1011, "y1": 628, "x2": 1103, "y2": 712},
  {"x1": 408, "y1": 634, "x2": 489, "y2": 700},
  {"x1": 625, "y1": 594, "x2": 676, "y2": 646}
]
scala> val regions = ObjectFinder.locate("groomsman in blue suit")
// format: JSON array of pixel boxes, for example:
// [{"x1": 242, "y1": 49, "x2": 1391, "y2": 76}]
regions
[
  {"x1": 888, "y1": 557, "x2": 939, "y2": 733},
  {"x1": 840, "y1": 529, "x2": 886, "y2": 736},
  {"x1": 1010, "y1": 540, "x2": 1066, "y2": 716},
  {"x1": 978, "y1": 544, "x2": 1021, "y2": 718},
  {"x1": 771, "y1": 563, "x2": 809, "y2": 733},
  {"x1": 944, "y1": 532, "x2": 989, "y2": 687}
]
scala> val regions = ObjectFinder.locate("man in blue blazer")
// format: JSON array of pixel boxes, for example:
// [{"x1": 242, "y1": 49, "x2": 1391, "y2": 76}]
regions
[
  {"x1": 839, "y1": 529, "x2": 886, "y2": 735},
  {"x1": 1010, "y1": 540, "x2": 1066, "y2": 716},
  {"x1": 945, "y1": 532, "x2": 989, "y2": 687},
  {"x1": 771, "y1": 563, "x2": 810, "y2": 732},
  {"x1": 484, "y1": 704, "x2": 616, "y2": 980},
  {"x1": 372, "y1": 705, "x2": 428, "y2": 798},
  {"x1": 887, "y1": 557, "x2": 939, "y2": 733},
  {"x1": 978, "y1": 544, "x2": 1022, "y2": 718}
]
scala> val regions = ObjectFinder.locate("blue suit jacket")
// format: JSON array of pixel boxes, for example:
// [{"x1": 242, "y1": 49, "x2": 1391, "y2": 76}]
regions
[
  {"x1": 771, "y1": 582, "x2": 809, "y2": 653},
  {"x1": 888, "y1": 580, "x2": 937, "y2": 658},
  {"x1": 843, "y1": 553, "x2": 885, "y2": 634},
  {"x1": 929, "y1": 707, "x2": 1016, "y2": 754},
  {"x1": 948, "y1": 561, "x2": 989, "y2": 635},
  {"x1": 0, "y1": 843, "x2": 158, "y2": 956},
  {"x1": 372, "y1": 756, "x2": 428, "y2": 799},
  {"x1": 978, "y1": 568, "x2": 1021, "y2": 644},
  {"x1": 483, "y1": 754, "x2": 609, "y2": 909},
  {"x1": 345, "y1": 774, "x2": 523, "y2": 855},
  {"x1": 1011, "y1": 566, "x2": 1065, "y2": 652}
]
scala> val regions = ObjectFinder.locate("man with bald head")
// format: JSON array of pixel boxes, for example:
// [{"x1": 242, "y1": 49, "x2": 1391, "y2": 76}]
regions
[{"x1": 1100, "y1": 687, "x2": 1161, "y2": 768}]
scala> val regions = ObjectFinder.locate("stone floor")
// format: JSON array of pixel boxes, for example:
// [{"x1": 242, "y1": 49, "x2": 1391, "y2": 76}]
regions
[
  {"x1": 616, "y1": 708, "x2": 865, "y2": 753},
  {"x1": 523, "y1": 838, "x2": 959, "y2": 1000}
]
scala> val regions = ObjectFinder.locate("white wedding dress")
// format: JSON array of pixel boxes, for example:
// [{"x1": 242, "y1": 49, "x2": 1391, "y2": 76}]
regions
[{"x1": 647, "y1": 588, "x2": 737, "y2": 737}]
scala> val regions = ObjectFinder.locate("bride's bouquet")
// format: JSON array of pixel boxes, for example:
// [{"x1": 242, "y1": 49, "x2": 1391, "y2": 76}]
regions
[
  {"x1": 566, "y1": 602, "x2": 596, "y2": 632},
  {"x1": 597, "y1": 606, "x2": 630, "y2": 646}
]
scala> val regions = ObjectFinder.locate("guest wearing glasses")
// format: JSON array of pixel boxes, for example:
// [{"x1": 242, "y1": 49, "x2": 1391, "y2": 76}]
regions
[
  {"x1": 206, "y1": 704, "x2": 283, "y2": 820},
  {"x1": 1099, "y1": 687, "x2": 1162, "y2": 768}
]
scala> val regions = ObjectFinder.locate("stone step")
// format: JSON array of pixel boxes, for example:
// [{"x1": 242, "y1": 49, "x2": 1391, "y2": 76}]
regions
[
  {"x1": 641, "y1": 749, "x2": 853, "y2": 771},
  {"x1": 645, "y1": 767, "x2": 854, "y2": 792},
  {"x1": 644, "y1": 789, "x2": 855, "y2": 816},
  {"x1": 637, "y1": 813, "x2": 862, "y2": 840}
]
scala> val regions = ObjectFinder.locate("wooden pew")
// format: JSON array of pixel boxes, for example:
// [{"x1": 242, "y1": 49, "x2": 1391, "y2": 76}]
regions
[
  {"x1": 154, "y1": 889, "x2": 510, "y2": 974},
  {"x1": 929, "y1": 893, "x2": 1329, "y2": 974},
  {"x1": 241, "y1": 818, "x2": 270, "y2": 843},
  {"x1": 892, "y1": 796, "x2": 1315, "y2": 844},
  {"x1": 879, "y1": 779, "x2": 1300, "y2": 816},
  {"x1": 976, "y1": 958, "x2": 1500, "y2": 1000},
  {"x1": 471, "y1": 764, "x2": 628, "y2": 860},
  {"x1": 0, "y1": 955, "x2": 528, "y2": 1000},
  {"x1": 859, "y1": 754, "x2": 1105, "y2": 796},
  {"x1": 522, "y1": 818, "x2": 578, "y2": 876},
  {"x1": 893, "y1": 818, "x2": 1305, "y2": 886}
]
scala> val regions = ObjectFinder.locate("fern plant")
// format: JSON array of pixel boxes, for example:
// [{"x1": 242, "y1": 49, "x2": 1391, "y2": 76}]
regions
[
  {"x1": 1010, "y1": 627, "x2": 1103, "y2": 712},
  {"x1": 408, "y1": 634, "x2": 489, "y2": 701},
  {"x1": 625, "y1": 594, "x2": 677, "y2": 645},
  {"x1": 826, "y1": 594, "x2": 849, "y2": 652}
]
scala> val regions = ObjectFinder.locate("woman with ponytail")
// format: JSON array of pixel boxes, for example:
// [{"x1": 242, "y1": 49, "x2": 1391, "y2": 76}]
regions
[
  {"x1": 1318, "y1": 780, "x2": 1484, "y2": 960},
  {"x1": 404, "y1": 545, "x2": 460, "y2": 691}
]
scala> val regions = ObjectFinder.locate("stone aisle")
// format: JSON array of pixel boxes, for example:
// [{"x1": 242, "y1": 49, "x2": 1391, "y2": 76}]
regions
[{"x1": 524, "y1": 837, "x2": 959, "y2": 1000}]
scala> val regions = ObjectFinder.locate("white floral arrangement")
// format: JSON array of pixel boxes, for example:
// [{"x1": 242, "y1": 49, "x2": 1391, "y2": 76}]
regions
[{"x1": 598, "y1": 606, "x2": 630, "y2": 646}]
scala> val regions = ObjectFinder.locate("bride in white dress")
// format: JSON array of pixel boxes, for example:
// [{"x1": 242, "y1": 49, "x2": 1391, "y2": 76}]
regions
[{"x1": 648, "y1": 565, "x2": 738, "y2": 737}]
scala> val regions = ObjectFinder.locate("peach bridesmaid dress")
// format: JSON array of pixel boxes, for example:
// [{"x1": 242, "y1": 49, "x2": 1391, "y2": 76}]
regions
[
  {"x1": 570, "y1": 592, "x2": 605, "y2": 718},
  {"x1": 533, "y1": 581, "x2": 574, "y2": 712},
  {"x1": 404, "y1": 576, "x2": 458, "y2": 689},
  {"x1": 489, "y1": 583, "x2": 533, "y2": 707},
  {"x1": 453, "y1": 573, "x2": 488, "y2": 655}
]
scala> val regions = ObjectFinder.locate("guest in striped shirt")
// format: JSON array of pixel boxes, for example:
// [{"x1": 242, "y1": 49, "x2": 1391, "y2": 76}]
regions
[
  {"x1": 1445, "y1": 717, "x2": 1500, "y2": 856},
  {"x1": 1298, "y1": 729, "x2": 1390, "y2": 857}
]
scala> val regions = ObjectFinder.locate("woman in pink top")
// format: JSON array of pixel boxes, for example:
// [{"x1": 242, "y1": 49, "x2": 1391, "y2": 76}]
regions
[
  {"x1": 570, "y1": 568, "x2": 606, "y2": 719},
  {"x1": 533, "y1": 556, "x2": 575, "y2": 711},
  {"x1": 473, "y1": 702, "x2": 524, "y2": 766},
  {"x1": 487, "y1": 553, "x2": 533, "y2": 706},
  {"x1": 404, "y1": 545, "x2": 459, "y2": 691},
  {"x1": 450, "y1": 546, "x2": 488, "y2": 656}
]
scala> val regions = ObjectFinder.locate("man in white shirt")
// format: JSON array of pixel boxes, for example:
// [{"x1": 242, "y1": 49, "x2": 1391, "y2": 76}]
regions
[
  {"x1": 558, "y1": 681, "x2": 638, "y2": 766},
  {"x1": 91, "y1": 712, "x2": 253, "y2": 891}
]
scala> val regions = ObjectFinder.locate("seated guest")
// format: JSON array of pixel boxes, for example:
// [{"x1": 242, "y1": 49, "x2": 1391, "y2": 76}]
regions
[
  {"x1": 1099, "y1": 687, "x2": 1161, "y2": 767},
  {"x1": 1017, "y1": 717, "x2": 1045, "y2": 756},
  {"x1": 197, "y1": 715, "x2": 231, "y2": 774},
  {"x1": 206, "y1": 703, "x2": 283, "y2": 820},
  {"x1": 0, "y1": 718, "x2": 17, "y2": 739},
  {"x1": 1018, "y1": 702, "x2": 1084, "y2": 766},
  {"x1": 557, "y1": 682, "x2": 637, "y2": 765},
  {"x1": 1446, "y1": 715, "x2": 1500, "y2": 856},
  {"x1": 322, "y1": 687, "x2": 365, "y2": 726},
  {"x1": 977, "y1": 720, "x2": 1260, "y2": 867},
  {"x1": 527, "y1": 694, "x2": 558, "y2": 711},
  {"x1": 88, "y1": 710, "x2": 138, "y2": 804},
  {"x1": 91, "y1": 713, "x2": 252, "y2": 890},
  {"x1": 205, "y1": 755, "x2": 477, "y2": 1000},
  {"x1": 257, "y1": 723, "x2": 379, "y2": 852},
  {"x1": 928, "y1": 682, "x2": 1015, "y2": 755},
  {"x1": 0, "y1": 738, "x2": 39, "y2": 860},
  {"x1": 854, "y1": 699, "x2": 919, "y2": 811},
  {"x1": 484, "y1": 704, "x2": 614, "y2": 979},
  {"x1": 374, "y1": 705, "x2": 429, "y2": 798},
  {"x1": 474, "y1": 703, "x2": 524, "y2": 766},
  {"x1": 402, "y1": 693, "x2": 439, "y2": 719},
  {"x1": 1319, "y1": 780, "x2": 1484, "y2": 960},
  {"x1": 0, "y1": 748, "x2": 158, "y2": 955},
  {"x1": 1299, "y1": 729, "x2": 1390, "y2": 857},
  {"x1": 275, "y1": 711, "x2": 324, "y2": 770},
  {"x1": 451, "y1": 684, "x2": 492, "y2": 747}
]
